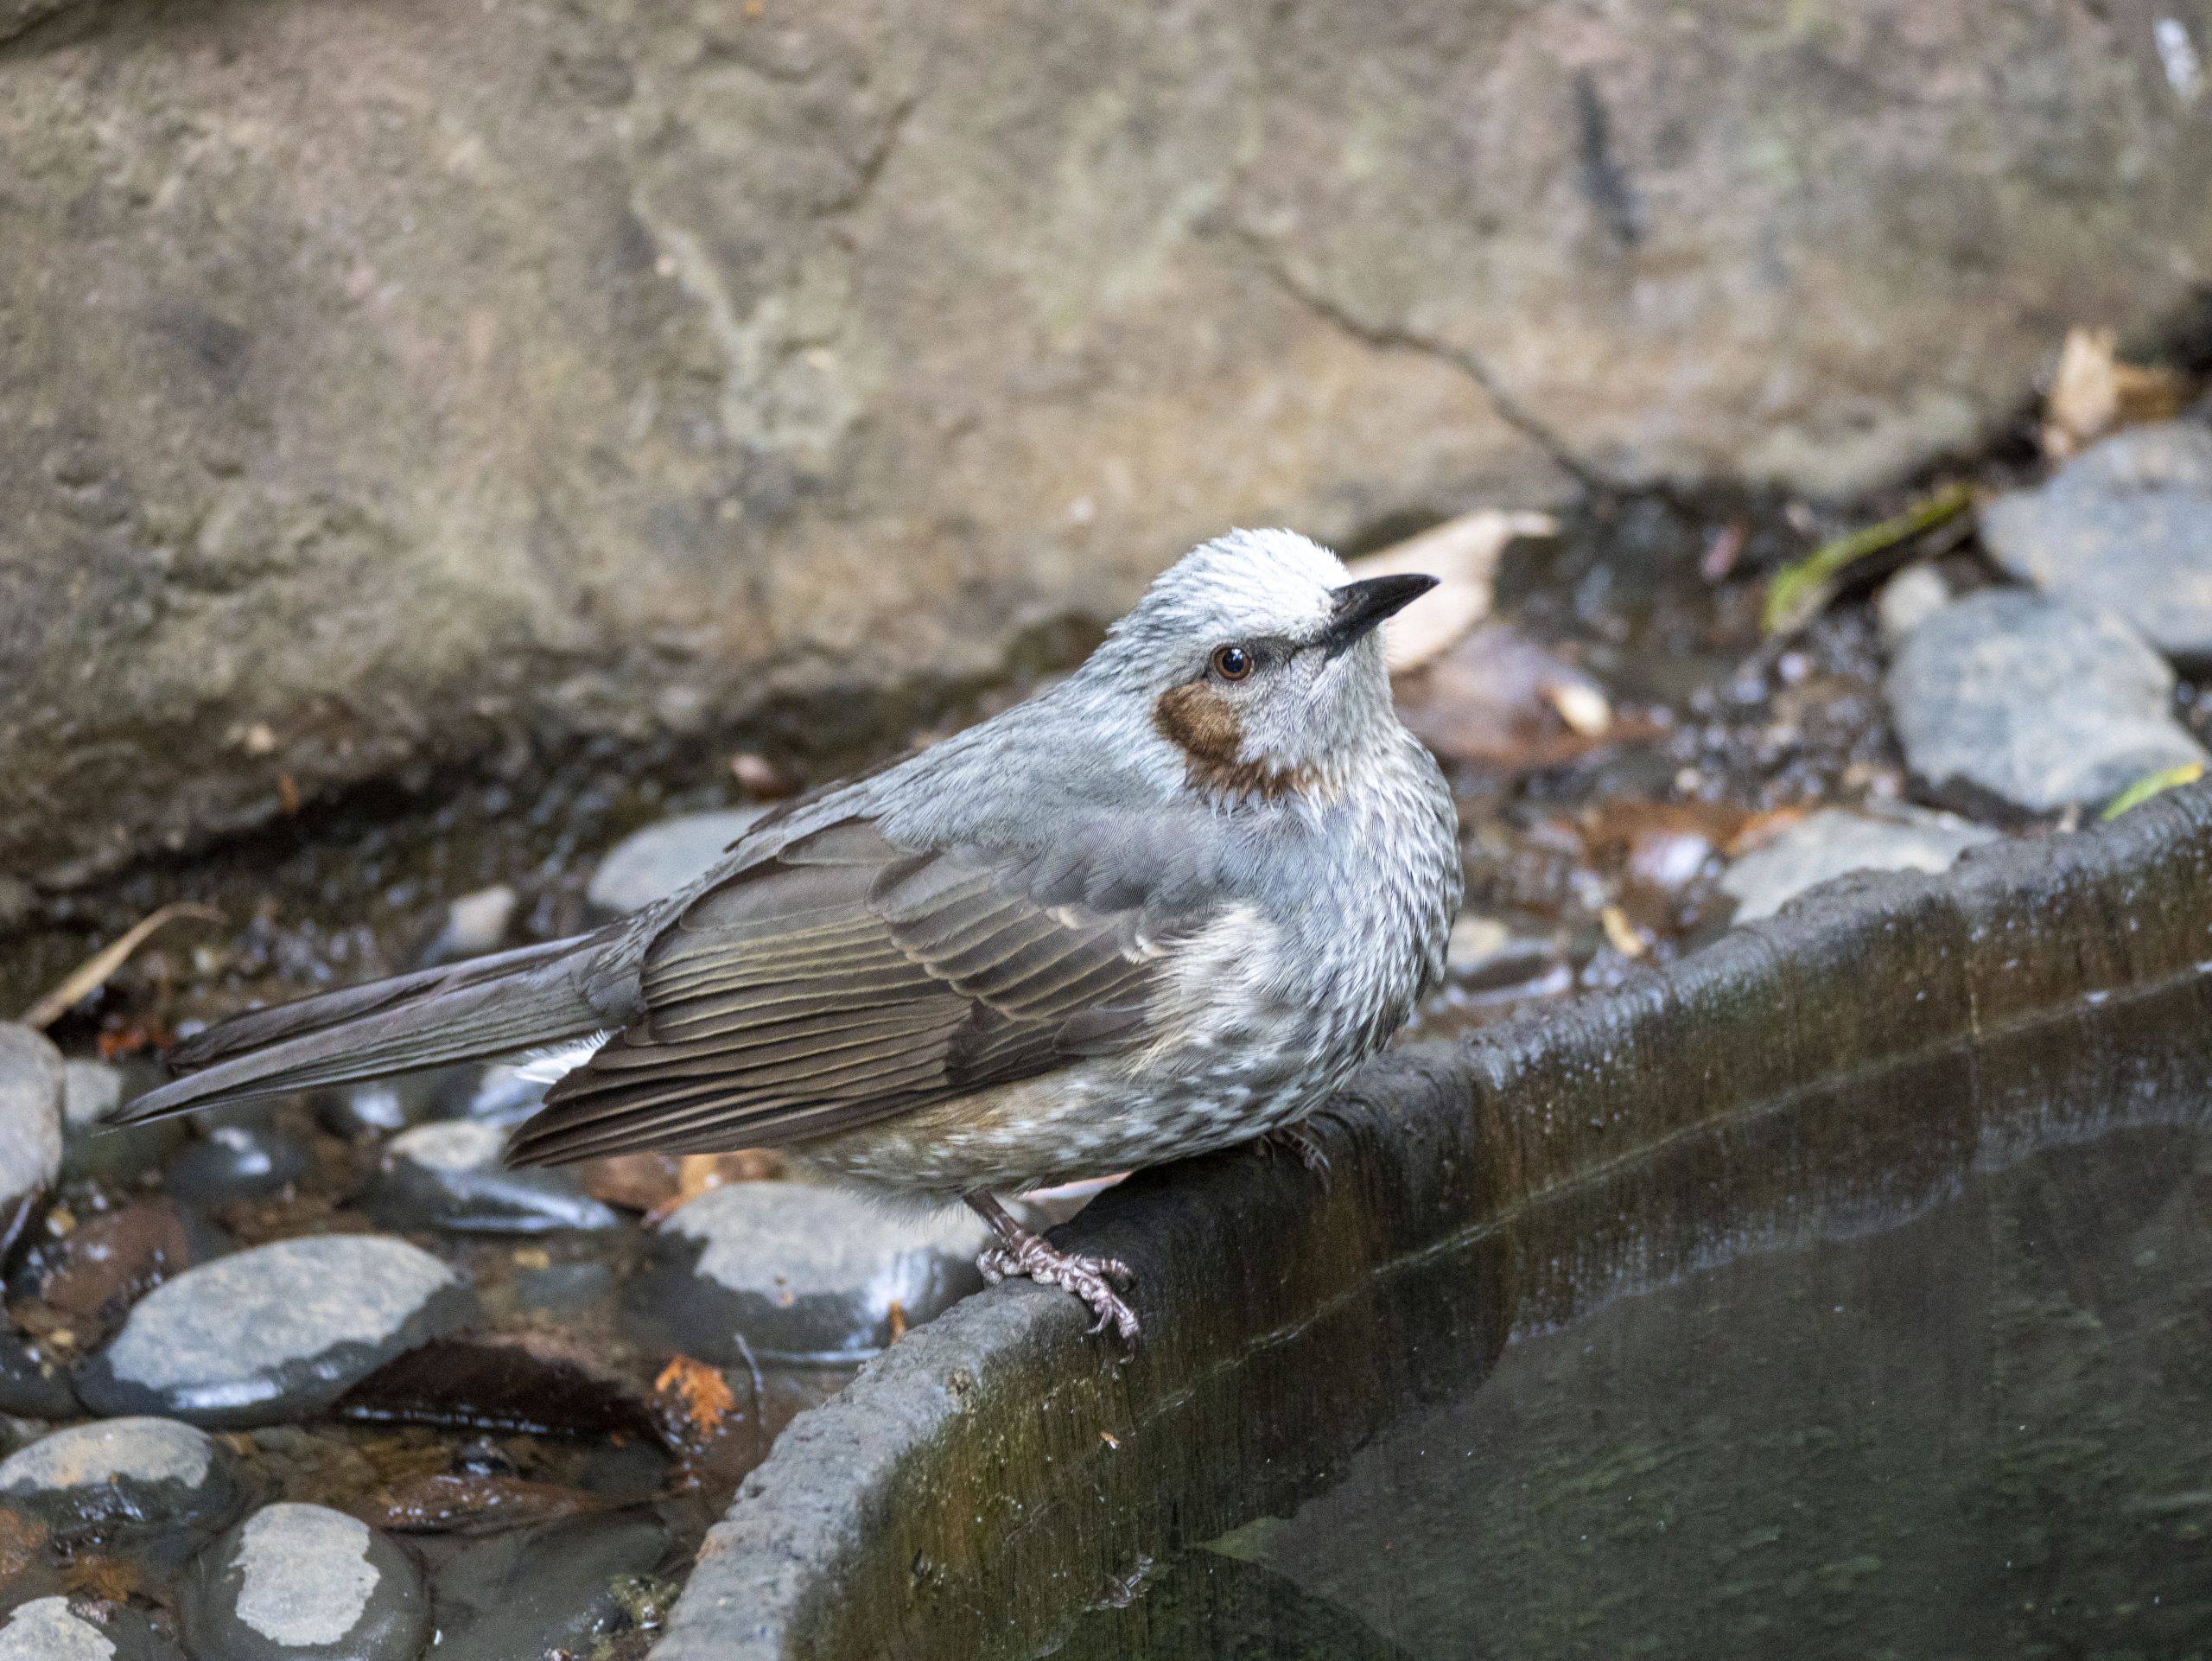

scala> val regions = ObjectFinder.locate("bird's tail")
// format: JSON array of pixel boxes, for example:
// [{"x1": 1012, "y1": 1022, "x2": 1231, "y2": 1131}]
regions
[{"x1": 112, "y1": 934, "x2": 614, "y2": 1125}]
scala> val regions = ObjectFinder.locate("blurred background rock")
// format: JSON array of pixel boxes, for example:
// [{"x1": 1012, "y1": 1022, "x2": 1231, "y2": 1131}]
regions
[{"x1": 3, "y1": 0, "x2": 2210, "y2": 889}]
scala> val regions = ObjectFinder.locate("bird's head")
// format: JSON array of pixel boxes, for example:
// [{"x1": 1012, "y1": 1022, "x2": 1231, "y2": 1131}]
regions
[{"x1": 1084, "y1": 528, "x2": 1435, "y2": 805}]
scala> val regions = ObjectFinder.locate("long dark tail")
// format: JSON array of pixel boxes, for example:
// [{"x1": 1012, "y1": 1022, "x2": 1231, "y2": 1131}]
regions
[{"x1": 114, "y1": 935, "x2": 618, "y2": 1125}]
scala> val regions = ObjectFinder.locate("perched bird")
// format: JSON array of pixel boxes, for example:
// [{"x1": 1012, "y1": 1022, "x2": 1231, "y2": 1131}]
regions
[{"x1": 115, "y1": 531, "x2": 1463, "y2": 1340}]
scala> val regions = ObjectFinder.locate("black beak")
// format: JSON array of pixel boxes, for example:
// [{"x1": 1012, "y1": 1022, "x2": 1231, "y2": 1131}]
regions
[{"x1": 1319, "y1": 573, "x2": 1439, "y2": 657}]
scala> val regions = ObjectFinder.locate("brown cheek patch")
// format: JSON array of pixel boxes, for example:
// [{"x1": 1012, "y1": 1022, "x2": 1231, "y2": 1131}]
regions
[{"x1": 1153, "y1": 682, "x2": 1314, "y2": 800}]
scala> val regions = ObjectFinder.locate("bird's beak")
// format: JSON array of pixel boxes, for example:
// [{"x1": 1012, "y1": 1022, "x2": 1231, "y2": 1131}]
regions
[{"x1": 1319, "y1": 573, "x2": 1440, "y2": 658}]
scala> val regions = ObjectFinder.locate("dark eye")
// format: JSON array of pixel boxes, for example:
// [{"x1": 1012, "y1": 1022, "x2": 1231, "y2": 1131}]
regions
[{"x1": 1210, "y1": 645, "x2": 1254, "y2": 682}]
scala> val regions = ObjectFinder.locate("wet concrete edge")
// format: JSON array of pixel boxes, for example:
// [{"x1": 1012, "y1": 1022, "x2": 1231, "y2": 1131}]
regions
[{"x1": 650, "y1": 783, "x2": 2212, "y2": 1661}]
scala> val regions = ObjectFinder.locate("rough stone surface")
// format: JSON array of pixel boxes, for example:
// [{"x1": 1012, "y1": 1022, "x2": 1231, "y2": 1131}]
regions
[
  {"x1": 8, "y1": 0, "x2": 2212, "y2": 887},
  {"x1": 0, "y1": 1024, "x2": 64, "y2": 1216},
  {"x1": 585, "y1": 810, "x2": 769, "y2": 918},
  {"x1": 0, "y1": 1598, "x2": 182, "y2": 1661},
  {"x1": 1981, "y1": 422, "x2": 2212, "y2": 661},
  {"x1": 370, "y1": 1120, "x2": 620, "y2": 1234},
  {"x1": 180, "y1": 1503, "x2": 429, "y2": 1661},
  {"x1": 1886, "y1": 591, "x2": 2209, "y2": 812},
  {"x1": 0, "y1": 1416, "x2": 240, "y2": 1540},
  {"x1": 630, "y1": 1181, "x2": 985, "y2": 1364},
  {"x1": 74, "y1": 1234, "x2": 476, "y2": 1427},
  {"x1": 1720, "y1": 807, "x2": 2000, "y2": 923},
  {"x1": 1875, "y1": 564, "x2": 1953, "y2": 648}
]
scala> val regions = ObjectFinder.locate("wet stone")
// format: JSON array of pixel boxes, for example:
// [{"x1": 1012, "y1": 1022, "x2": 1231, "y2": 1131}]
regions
[
  {"x1": 1719, "y1": 806, "x2": 1999, "y2": 923},
  {"x1": 431, "y1": 1509, "x2": 671, "y2": 1661},
  {"x1": 1444, "y1": 913, "x2": 1558, "y2": 993},
  {"x1": 630, "y1": 1182, "x2": 986, "y2": 1364},
  {"x1": 162, "y1": 1125, "x2": 311, "y2": 1206},
  {"x1": 61, "y1": 1059, "x2": 186, "y2": 1184},
  {"x1": 0, "y1": 1024, "x2": 64, "y2": 1222},
  {"x1": 0, "y1": 1416, "x2": 241, "y2": 1543},
  {"x1": 0, "y1": 1325, "x2": 78, "y2": 1417},
  {"x1": 370, "y1": 1120, "x2": 619, "y2": 1234},
  {"x1": 1875, "y1": 563, "x2": 1951, "y2": 647},
  {"x1": 1980, "y1": 421, "x2": 2212, "y2": 661},
  {"x1": 419, "y1": 882, "x2": 518, "y2": 965},
  {"x1": 180, "y1": 1502, "x2": 429, "y2": 1661},
  {"x1": 74, "y1": 1235, "x2": 477, "y2": 1427},
  {"x1": 1885, "y1": 591, "x2": 2209, "y2": 812},
  {"x1": 309, "y1": 1066, "x2": 476, "y2": 1142},
  {"x1": 585, "y1": 808, "x2": 768, "y2": 918},
  {"x1": 0, "y1": 1597, "x2": 183, "y2": 1661},
  {"x1": 13, "y1": 1198, "x2": 232, "y2": 1340},
  {"x1": 455, "y1": 1063, "x2": 549, "y2": 1129}
]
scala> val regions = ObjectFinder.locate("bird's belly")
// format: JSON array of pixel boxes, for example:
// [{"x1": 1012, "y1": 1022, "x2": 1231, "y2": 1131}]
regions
[{"x1": 789, "y1": 1058, "x2": 1334, "y2": 1201}]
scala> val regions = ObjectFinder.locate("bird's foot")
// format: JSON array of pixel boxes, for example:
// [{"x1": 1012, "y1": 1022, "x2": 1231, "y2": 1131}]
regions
[
  {"x1": 965, "y1": 1192, "x2": 1140, "y2": 1342},
  {"x1": 1255, "y1": 1120, "x2": 1332, "y2": 1179}
]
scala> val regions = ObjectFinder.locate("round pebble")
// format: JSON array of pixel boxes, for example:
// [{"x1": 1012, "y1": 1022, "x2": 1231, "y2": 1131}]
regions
[
  {"x1": 162, "y1": 1125, "x2": 312, "y2": 1206},
  {"x1": 0, "y1": 1416, "x2": 240, "y2": 1541},
  {"x1": 1885, "y1": 590, "x2": 2209, "y2": 812},
  {"x1": 628, "y1": 1181, "x2": 985, "y2": 1364},
  {"x1": 584, "y1": 808, "x2": 767, "y2": 918},
  {"x1": 0, "y1": 1597, "x2": 182, "y2": 1661},
  {"x1": 0, "y1": 1023, "x2": 64, "y2": 1220},
  {"x1": 74, "y1": 1235, "x2": 476, "y2": 1427},
  {"x1": 370, "y1": 1121, "x2": 620, "y2": 1234},
  {"x1": 1719, "y1": 806, "x2": 1999, "y2": 922},
  {"x1": 180, "y1": 1503, "x2": 429, "y2": 1661}
]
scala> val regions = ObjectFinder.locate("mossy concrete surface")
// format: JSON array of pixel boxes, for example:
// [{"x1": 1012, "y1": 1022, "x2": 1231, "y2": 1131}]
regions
[{"x1": 649, "y1": 783, "x2": 2212, "y2": 1660}]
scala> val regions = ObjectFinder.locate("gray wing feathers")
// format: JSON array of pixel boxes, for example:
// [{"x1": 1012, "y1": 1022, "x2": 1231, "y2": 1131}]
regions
[
  {"x1": 113, "y1": 937, "x2": 617, "y2": 1124},
  {"x1": 505, "y1": 816, "x2": 1186, "y2": 1166}
]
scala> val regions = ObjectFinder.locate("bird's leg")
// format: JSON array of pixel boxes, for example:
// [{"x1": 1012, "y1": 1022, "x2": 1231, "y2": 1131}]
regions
[
  {"x1": 1254, "y1": 1119, "x2": 1332, "y2": 1179},
  {"x1": 963, "y1": 1191, "x2": 1140, "y2": 1342}
]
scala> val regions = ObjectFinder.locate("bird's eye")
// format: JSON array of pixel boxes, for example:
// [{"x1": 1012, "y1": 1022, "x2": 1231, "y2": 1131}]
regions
[{"x1": 1210, "y1": 645, "x2": 1254, "y2": 682}]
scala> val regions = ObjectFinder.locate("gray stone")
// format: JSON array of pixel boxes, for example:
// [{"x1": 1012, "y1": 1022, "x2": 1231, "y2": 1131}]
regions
[
  {"x1": 430, "y1": 1511, "x2": 670, "y2": 1661},
  {"x1": 180, "y1": 1503, "x2": 429, "y2": 1661},
  {"x1": 1719, "y1": 807, "x2": 1999, "y2": 923},
  {"x1": 1980, "y1": 422, "x2": 2212, "y2": 661},
  {"x1": 369, "y1": 1120, "x2": 620, "y2": 1235},
  {"x1": 10, "y1": 1, "x2": 2212, "y2": 890},
  {"x1": 457, "y1": 1064, "x2": 550, "y2": 1129},
  {"x1": 1875, "y1": 563, "x2": 1952, "y2": 648},
  {"x1": 0, "y1": 1026, "x2": 63, "y2": 1220},
  {"x1": 1885, "y1": 591, "x2": 2209, "y2": 813},
  {"x1": 630, "y1": 1181, "x2": 986, "y2": 1365},
  {"x1": 0, "y1": 1598, "x2": 182, "y2": 1661},
  {"x1": 74, "y1": 1235, "x2": 476, "y2": 1427},
  {"x1": 421, "y1": 883, "x2": 518, "y2": 964},
  {"x1": 0, "y1": 1416, "x2": 240, "y2": 1542},
  {"x1": 1444, "y1": 914, "x2": 1558, "y2": 993},
  {"x1": 585, "y1": 810, "x2": 770, "y2": 918},
  {"x1": 162, "y1": 1124, "x2": 311, "y2": 1206},
  {"x1": 61, "y1": 1057, "x2": 187, "y2": 1182}
]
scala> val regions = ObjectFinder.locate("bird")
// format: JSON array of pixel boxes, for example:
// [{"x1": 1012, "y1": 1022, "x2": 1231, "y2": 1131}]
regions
[{"x1": 113, "y1": 529, "x2": 1464, "y2": 1340}]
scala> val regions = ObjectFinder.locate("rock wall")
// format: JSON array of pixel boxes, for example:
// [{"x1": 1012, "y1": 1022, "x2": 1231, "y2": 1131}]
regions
[{"x1": 3, "y1": 0, "x2": 2209, "y2": 886}]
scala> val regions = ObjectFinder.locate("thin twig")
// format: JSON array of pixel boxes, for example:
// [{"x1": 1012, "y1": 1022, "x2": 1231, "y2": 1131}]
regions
[{"x1": 20, "y1": 903, "x2": 225, "y2": 1030}]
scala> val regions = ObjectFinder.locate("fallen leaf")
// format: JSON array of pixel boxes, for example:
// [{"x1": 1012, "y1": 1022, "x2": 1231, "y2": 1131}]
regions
[
  {"x1": 575, "y1": 1152, "x2": 683, "y2": 1213},
  {"x1": 1396, "y1": 624, "x2": 1649, "y2": 771},
  {"x1": 340, "y1": 1333, "x2": 663, "y2": 1443},
  {"x1": 2101, "y1": 761, "x2": 2206, "y2": 821},
  {"x1": 1721, "y1": 805, "x2": 1812, "y2": 858},
  {"x1": 655, "y1": 1354, "x2": 738, "y2": 1438},
  {"x1": 2043, "y1": 325, "x2": 2191, "y2": 460},
  {"x1": 1763, "y1": 483, "x2": 1974, "y2": 636},
  {"x1": 1350, "y1": 508, "x2": 1558, "y2": 674},
  {"x1": 60, "y1": 1554, "x2": 140, "y2": 1602},
  {"x1": 1599, "y1": 905, "x2": 1649, "y2": 958},
  {"x1": 0, "y1": 1508, "x2": 45, "y2": 1581},
  {"x1": 353, "y1": 1472, "x2": 606, "y2": 1535},
  {"x1": 646, "y1": 1151, "x2": 784, "y2": 1225}
]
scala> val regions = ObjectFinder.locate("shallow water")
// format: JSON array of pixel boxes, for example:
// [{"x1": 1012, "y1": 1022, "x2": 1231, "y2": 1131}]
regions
[{"x1": 1052, "y1": 1085, "x2": 2212, "y2": 1658}]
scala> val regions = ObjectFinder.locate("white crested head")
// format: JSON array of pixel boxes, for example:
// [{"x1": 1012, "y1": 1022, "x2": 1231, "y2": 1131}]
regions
[{"x1": 1065, "y1": 528, "x2": 1439, "y2": 805}]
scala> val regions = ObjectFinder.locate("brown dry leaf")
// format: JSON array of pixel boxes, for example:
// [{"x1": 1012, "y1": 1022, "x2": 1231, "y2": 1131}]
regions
[
  {"x1": 20, "y1": 902, "x2": 224, "y2": 1030},
  {"x1": 1722, "y1": 805, "x2": 1812, "y2": 858},
  {"x1": 61, "y1": 1554, "x2": 141, "y2": 1602},
  {"x1": 1396, "y1": 624, "x2": 1649, "y2": 771},
  {"x1": 1351, "y1": 508, "x2": 1558, "y2": 674},
  {"x1": 2043, "y1": 325, "x2": 2190, "y2": 460},
  {"x1": 1599, "y1": 905, "x2": 1649, "y2": 958},
  {"x1": 655, "y1": 1354, "x2": 738, "y2": 1437},
  {"x1": 575, "y1": 1152, "x2": 683, "y2": 1213}
]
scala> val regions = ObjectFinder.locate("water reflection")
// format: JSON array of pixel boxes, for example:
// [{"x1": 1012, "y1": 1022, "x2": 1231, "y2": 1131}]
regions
[{"x1": 1054, "y1": 1048, "x2": 2212, "y2": 1657}]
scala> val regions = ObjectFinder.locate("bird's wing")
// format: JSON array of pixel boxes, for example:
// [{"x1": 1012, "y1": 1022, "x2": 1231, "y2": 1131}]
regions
[{"x1": 505, "y1": 815, "x2": 1184, "y2": 1165}]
